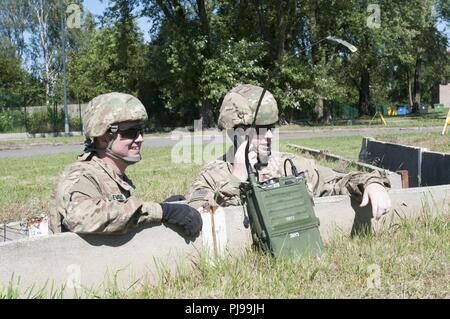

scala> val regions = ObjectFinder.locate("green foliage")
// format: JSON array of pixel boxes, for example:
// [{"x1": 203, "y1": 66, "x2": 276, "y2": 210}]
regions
[
  {"x1": 200, "y1": 39, "x2": 267, "y2": 108},
  {"x1": 1, "y1": 0, "x2": 450, "y2": 129},
  {"x1": 0, "y1": 109, "x2": 26, "y2": 132},
  {"x1": 25, "y1": 108, "x2": 82, "y2": 134}
]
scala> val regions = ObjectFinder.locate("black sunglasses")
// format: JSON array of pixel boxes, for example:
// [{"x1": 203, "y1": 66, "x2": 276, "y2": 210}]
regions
[{"x1": 118, "y1": 126, "x2": 145, "y2": 139}]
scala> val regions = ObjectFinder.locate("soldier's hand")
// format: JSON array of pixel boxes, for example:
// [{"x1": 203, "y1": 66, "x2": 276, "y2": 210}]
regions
[
  {"x1": 360, "y1": 183, "x2": 392, "y2": 220},
  {"x1": 160, "y1": 203, "x2": 203, "y2": 237}
]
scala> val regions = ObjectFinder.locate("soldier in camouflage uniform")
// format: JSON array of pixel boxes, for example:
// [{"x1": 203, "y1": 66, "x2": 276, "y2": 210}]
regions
[
  {"x1": 50, "y1": 92, "x2": 202, "y2": 236},
  {"x1": 188, "y1": 84, "x2": 392, "y2": 220}
]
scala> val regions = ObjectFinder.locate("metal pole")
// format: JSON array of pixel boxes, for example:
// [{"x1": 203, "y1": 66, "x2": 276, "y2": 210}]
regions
[
  {"x1": 78, "y1": 96, "x2": 82, "y2": 133},
  {"x1": 24, "y1": 104, "x2": 28, "y2": 133},
  {"x1": 61, "y1": 0, "x2": 69, "y2": 135}
]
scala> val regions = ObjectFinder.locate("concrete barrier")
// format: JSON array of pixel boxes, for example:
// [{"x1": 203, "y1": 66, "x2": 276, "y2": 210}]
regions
[
  {"x1": 0, "y1": 222, "x2": 205, "y2": 297},
  {"x1": 1, "y1": 185, "x2": 449, "y2": 296}
]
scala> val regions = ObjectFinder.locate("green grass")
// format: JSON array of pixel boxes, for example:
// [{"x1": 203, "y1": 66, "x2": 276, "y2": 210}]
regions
[
  {"x1": 375, "y1": 132, "x2": 449, "y2": 153},
  {"x1": 136, "y1": 211, "x2": 449, "y2": 298},
  {"x1": 0, "y1": 131, "x2": 173, "y2": 150},
  {"x1": 2, "y1": 210, "x2": 448, "y2": 298},
  {"x1": 0, "y1": 135, "x2": 368, "y2": 224},
  {"x1": 0, "y1": 135, "x2": 85, "y2": 150},
  {"x1": 0, "y1": 147, "x2": 204, "y2": 224},
  {"x1": 281, "y1": 136, "x2": 364, "y2": 160}
]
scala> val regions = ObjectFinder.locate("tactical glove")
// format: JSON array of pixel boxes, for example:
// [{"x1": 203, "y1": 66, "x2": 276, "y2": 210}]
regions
[
  {"x1": 163, "y1": 195, "x2": 186, "y2": 202},
  {"x1": 160, "y1": 203, "x2": 202, "y2": 237}
]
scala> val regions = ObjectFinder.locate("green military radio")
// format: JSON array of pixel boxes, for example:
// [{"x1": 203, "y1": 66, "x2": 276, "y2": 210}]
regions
[
  {"x1": 240, "y1": 160, "x2": 324, "y2": 258},
  {"x1": 239, "y1": 89, "x2": 324, "y2": 258}
]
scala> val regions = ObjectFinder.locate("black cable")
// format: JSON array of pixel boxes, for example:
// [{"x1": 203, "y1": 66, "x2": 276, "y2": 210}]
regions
[{"x1": 284, "y1": 158, "x2": 299, "y2": 177}]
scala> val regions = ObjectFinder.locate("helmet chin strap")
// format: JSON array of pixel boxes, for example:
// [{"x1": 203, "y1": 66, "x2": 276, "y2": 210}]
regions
[{"x1": 105, "y1": 133, "x2": 142, "y2": 165}]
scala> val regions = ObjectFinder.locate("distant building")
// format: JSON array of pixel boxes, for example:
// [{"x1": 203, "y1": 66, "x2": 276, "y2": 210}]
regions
[
  {"x1": 432, "y1": 84, "x2": 450, "y2": 107},
  {"x1": 431, "y1": 50, "x2": 450, "y2": 107}
]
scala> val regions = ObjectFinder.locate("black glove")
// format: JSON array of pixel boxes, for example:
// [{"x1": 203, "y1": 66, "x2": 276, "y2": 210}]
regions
[
  {"x1": 160, "y1": 203, "x2": 202, "y2": 237},
  {"x1": 163, "y1": 195, "x2": 186, "y2": 202}
]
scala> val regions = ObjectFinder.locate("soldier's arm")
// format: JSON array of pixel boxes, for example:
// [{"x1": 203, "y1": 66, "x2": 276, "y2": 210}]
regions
[
  {"x1": 60, "y1": 175, "x2": 162, "y2": 235},
  {"x1": 187, "y1": 161, "x2": 242, "y2": 210},
  {"x1": 291, "y1": 155, "x2": 390, "y2": 200}
]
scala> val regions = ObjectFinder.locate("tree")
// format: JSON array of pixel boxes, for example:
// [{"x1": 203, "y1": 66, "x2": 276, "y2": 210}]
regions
[
  {"x1": 27, "y1": 0, "x2": 63, "y2": 106},
  {"x1": 66, "y1": 3, "x2": 146, "y2": 103},
  {"x1": 0, "y1": 0, "x2": 31, "y2": 61}
]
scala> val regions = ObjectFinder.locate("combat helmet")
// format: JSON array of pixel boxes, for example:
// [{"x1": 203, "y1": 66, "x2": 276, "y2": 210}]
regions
[
  {"x1": 83, "y1": 92, "x2": 148, "y2": 163},
  {"x1": 218, "y1": 84, "x2": 279, "y2": 130}
]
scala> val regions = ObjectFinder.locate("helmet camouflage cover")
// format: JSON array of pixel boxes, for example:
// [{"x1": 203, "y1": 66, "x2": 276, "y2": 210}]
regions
[
  {"x1": 218, "y1": 84, "x2": 279, "y2": 129},
  {"x1": 83, "y1": 92, "x2": 148, "y2": 138}
]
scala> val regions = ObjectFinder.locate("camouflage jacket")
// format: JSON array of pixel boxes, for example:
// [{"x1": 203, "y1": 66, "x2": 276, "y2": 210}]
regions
[
  {"x1": 49, "y1": 154, "x2": 162, "y2": 235},
  {"x1": 187, "y1": 151, "x2": 390, "y2": 210}
]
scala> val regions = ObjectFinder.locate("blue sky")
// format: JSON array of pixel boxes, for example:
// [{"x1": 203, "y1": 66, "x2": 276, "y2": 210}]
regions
[
  {"x1": 83, "y1": 0, "x2": 152, "y2": 42},
  {"x1": 83, "y1": 0, "x2": 449, "y2": 47}
]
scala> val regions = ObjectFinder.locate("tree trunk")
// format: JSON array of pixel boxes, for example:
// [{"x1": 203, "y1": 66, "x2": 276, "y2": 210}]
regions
[
  {"x1": 359, "y1": 67, "x2": 370, "y2": 116},
  {"x1": 323, "y1": 100, "x2": 332, "y2": 124},
  {"x1": 196, "y1": 0, "x2": 210, "y2": 53},
  {"x1": 412, "y1": 56, "x2": 422, "y2": 114},
  {"x1": 408, "y1": 70, "x2": 413, "y2": 108},
  {"x1": 313, "y1": 98, "x2": 324, "y2": 122},
  {"x1": 200, "y1": 100, "x2": 215, "y2": 129},
  {"x1": 31, "y1": 0, "x2": 57, "y2": 106},
  {"x1": 308, "y1": 4, "x2": 326, "y2": 122}
]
